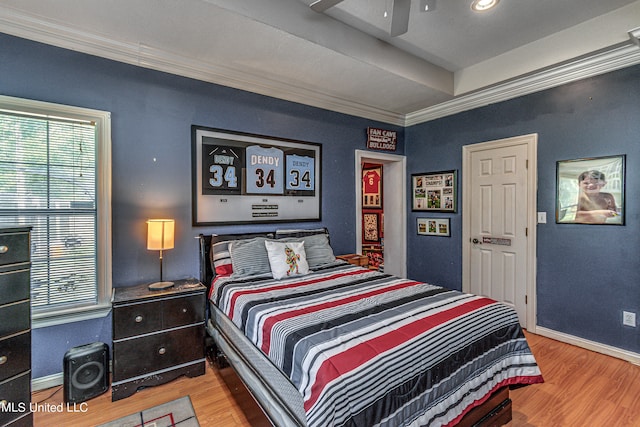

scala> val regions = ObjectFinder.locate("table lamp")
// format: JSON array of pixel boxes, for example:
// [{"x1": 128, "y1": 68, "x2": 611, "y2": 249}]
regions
[{"x1": 147, "y1": 219, "x2": 175, "y2": 290}]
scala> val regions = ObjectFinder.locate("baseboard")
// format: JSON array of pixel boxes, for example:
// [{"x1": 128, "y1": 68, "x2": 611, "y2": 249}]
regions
[
  {"x1": 535, "y1": 326, "x2": 640, "y2": 366},
  {"x1": 32, "y1": 372, "x2": 63, "y2": 392}
]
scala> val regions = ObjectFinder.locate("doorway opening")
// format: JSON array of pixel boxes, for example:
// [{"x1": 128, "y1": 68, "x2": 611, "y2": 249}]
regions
[
  {"x1": 355, "y1": 150, "x2": 407, "y2": 278},
  {"x1": 362, "y1": 162, "x2": 384, "y2": 271}
]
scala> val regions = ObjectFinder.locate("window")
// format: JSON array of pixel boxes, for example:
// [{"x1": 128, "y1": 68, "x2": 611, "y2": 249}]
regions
[{"x1": 0, "y1": 95, "x2": 112, "y2": 327}]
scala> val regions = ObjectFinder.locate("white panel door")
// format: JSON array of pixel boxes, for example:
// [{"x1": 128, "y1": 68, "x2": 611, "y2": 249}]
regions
[{"x1": 469, "y1": 143, "x2": 529, "y2": 326}]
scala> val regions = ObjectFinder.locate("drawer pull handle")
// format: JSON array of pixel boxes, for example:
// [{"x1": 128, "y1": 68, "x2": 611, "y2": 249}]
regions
[
  {"x1": 0, "y1": 355, "x2": 7, "y2": 365},
  {"x1": 158, "y1": 347, "x2": 166, "y2": 355},
  {"x1": 182, "y1": 308, "x2": 187, "y2": 313},
  {"x1": 135, "y1": 315, "x2": 143, "y2": 323},
  {"x1": 0, "y1": 245, "x2": 7, "y2": 254}
]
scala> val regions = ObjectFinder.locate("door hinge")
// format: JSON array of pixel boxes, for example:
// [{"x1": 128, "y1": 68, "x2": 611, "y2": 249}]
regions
[
  {"x1": 525, "y1": 295, "x2": 528, "y2": 304},
  {"x1": 526, "y1": 159, "x2": 528, "y2": 169},
  {"x1": 525, "y1": 227, "x2": 528, "y2": 236}
]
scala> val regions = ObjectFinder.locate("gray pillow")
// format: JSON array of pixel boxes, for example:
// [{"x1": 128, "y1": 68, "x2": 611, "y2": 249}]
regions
[
  {"x1": 229, "y1": 237, "x2": 271, "y2": 278},
  {"x1": 280, "y1": 233, "x2": 336, "y2": 269}
]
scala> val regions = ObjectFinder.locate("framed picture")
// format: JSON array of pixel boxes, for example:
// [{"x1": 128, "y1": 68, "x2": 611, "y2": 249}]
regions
[
  {"x1": 363, "y1": 213, "x2": 380, "y2": 242},
  {"x1": 417, "y1": 217, "x2": 450, "y2": 237},
  {"x1": 362, "y1": 166, "x2": 382, "y2": 208},
  {"x1": 412, "y1": 170, "x2": 457, "y2": 212},
  {"x1": 191, "y1": 126, "x2": 321, "y2": 225},
  {"x1": 556, "y1": 155, "x2": 625, "y2": 225}
]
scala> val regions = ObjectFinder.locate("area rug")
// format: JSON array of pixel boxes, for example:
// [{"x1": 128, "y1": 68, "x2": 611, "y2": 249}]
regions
[{"x1": 97, "y1": 396, "x2": 199, "y2": 427}]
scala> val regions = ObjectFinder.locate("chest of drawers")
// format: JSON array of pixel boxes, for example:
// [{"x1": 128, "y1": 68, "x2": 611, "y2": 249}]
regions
[
  {"x1": 111, "y1": 279, "x2": 206, "y2": 401},
  {"x1": 0, "y1": 226, "x2": 33, "y2": 427}
]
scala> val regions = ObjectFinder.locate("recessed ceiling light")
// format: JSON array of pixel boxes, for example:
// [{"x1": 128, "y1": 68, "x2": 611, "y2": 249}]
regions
[
  {"x1": 471, "y1": 0, "x2": 499, "y2": 12},
  {"x1": 420, "y1": 0, "x2": 437, "y2": 12}
]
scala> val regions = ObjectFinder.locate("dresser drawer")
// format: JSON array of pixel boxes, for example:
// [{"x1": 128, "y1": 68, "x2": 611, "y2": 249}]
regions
[
  {"x1": 0, "y1": 232, "x2": 30, "y2": 267},
  {"x1": 112, "y1": 325, "x2": 204, "y2": 382},
  {"x1": 0, "y1": 371, "x2": 31, "y2": 426},
  {"x1": 0, "y1": 269, "x2": 30, "y2": 306},
  {"x1": 0, "y1": 301, "x2": 30, "y2": 337},
  {"x1": 0, "y1": 332, "x2": 31, "y2": 383},
  {"x1": 163, "y1": 294, "x2": 205, "y2": 329},
  {"x1": 113, "y1": 300, "x2": 163, "y2": 340}
]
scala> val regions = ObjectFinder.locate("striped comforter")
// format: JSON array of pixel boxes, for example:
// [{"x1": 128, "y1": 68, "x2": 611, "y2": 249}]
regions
[{"x1": 211, "y1": 262, "x2": 543, "y2": 427}]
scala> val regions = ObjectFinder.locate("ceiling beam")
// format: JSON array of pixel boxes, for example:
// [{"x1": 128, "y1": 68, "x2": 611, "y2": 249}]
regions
[
  {"x1": 390, "y1": 0, "x2": 411, "y2": 37},
  {"x1": 310, "y1": 0, "x2": 344, "y2": 13}
]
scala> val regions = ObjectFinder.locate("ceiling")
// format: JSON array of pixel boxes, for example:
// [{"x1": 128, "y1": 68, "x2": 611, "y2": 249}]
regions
[{"x1": 1, "y1": 0, "x2": 639, "y2": 125}]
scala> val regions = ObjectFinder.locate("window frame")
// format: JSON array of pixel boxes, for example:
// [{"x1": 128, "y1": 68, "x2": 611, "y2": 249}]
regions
[{"x1": 0, "y1": 95, "x2": 112, "y2": 328}]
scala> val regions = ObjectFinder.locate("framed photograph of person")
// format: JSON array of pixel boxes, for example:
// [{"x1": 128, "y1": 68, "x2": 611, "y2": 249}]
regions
[
  {"x1": 412, "y1": 170, "x2": 457, "y2": 212},
  {"x1": 556, "y1": 155, "x2": 625, "y2": 225}
]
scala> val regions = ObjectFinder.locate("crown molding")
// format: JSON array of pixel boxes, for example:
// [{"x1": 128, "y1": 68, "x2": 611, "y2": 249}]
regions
[
  {"x1": 0, "y1": 5, "x2": 405, "y2": 126},
  {"x1": 630, "y1": 26, "x2": 640, "y2": 46},
  {"x1": 1, "y1": 5, "x2": 638, "y2": 128},
  {"x1": 404, "y1": 41, "x2": 640, "y2": 126}
]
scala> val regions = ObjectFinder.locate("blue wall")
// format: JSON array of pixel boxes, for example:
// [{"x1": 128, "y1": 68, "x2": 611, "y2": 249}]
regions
[
  {"x1": 0, "y1": 33, "x2": 403, "y2": 378},
  {"x1": 2, "y1": 32, "x2": 638, "y2": 379},
  {"x1": 406, "y1": 64, "x2": 640, "y2": 354}
]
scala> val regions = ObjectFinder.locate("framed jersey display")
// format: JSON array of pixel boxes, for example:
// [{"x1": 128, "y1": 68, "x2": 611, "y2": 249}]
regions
[
  {"x1": 362, "y1": 167, "x2": 382, "y2": 208},
  {"x1": 192, "y1": 126, "x2": 321, "y2": 225}
]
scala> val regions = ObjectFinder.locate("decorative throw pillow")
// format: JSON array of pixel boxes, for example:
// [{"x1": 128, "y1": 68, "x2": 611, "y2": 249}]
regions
[
  {"x1": 211, "y1": 240, "x2": 233, "y2": 276},
  {"x1": 209, "y1": 232, "x2": 275, "y2": 277},
  {"x1": 274, "y1": 227, "x2": 329, "y2": 239},
  {"x1": 278, "y1": 233, "x2": 336, "y2": 269},
  {"x1": 264, "y1": 240, "x2": 310, "y2": 280},
  {"x1": 229, "y1": 237, "x2": 272, "y2": 278}
]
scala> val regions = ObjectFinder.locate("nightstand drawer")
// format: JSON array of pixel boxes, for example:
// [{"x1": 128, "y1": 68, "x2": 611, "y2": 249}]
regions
[
  {"x1": 0, "y1": 269, "x2": 30, "y2": 306},
  {"x1": 0, "y1": 371, "x2": 31, "y2": 426},
  {"x1": 163, "y1": 294, "x2": 204, "y2": 329},
  {"x1": 113, "y1": 301, "x2": 163, "y2": 339},
  {"x1": 112, "y1": 325, "x2": 204, "y2": 382},
  {"x1": 113, "y1": 294, "x2": 204, "y2": 339},
  {"x1": 0, "y1": 232, "x2": 30, "y2": 267},
  {"x1": 0, "y1": 301, "x2": 29, "y2": 337},
  {"x1": 0, "y1": 332, "x2": 31, "y2": 383}
]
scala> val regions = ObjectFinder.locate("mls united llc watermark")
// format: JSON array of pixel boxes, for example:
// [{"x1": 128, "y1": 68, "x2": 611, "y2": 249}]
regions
[{"x1": 1, "y1": 401, "x2": 89, "y2": 413}]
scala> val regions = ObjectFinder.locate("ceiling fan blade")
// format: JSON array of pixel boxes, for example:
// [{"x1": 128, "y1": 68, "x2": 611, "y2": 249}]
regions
[
  {"x1": 310, "y1": 0, "x2": 345, "y2": 13},
  {"x1": 390, "y1": 0, "x2": 411, "y2": 36}
]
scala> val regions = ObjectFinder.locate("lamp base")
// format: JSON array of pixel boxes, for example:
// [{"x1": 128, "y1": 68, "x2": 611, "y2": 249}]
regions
[{"x1": 148, "y1": 281, "x2": 175, "y2": 291}]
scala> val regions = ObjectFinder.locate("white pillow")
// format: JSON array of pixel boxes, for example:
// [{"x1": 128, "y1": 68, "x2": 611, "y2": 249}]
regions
[{"x1": 264, "y1": 240, "x2": 310, "y2": 280}]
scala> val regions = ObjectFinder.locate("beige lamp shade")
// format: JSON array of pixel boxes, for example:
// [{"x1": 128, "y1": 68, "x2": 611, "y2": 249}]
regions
[{"x1": 146, "y1": 219, "x2": 175, "y2": 251}]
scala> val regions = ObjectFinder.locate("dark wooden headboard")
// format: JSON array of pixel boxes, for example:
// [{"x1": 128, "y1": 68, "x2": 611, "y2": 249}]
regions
[
  {"x1": 198, "y1": 228, "x2": 330, "y2": 296},
  {"x1": 198, "y1": 233, "x2": 214, "y2": 289}
]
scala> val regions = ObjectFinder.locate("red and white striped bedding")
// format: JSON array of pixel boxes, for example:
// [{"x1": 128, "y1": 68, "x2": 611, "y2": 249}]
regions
[{"x1": 211, "y1": 262, "x2": 543, "y2": 427}]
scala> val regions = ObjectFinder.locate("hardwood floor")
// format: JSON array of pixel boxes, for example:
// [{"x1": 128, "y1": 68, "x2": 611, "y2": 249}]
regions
[
  {"x1": 507, "y1": 332, "x2": 640, "y2": 427},
  {"x1": 31, "y1": 332, "x2": 640, "y2": 426}
]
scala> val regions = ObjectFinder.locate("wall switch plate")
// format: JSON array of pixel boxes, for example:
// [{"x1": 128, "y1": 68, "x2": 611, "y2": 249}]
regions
[
  {"x1": 623, "y1": 311, "x2": 636, "y2": 327},
  {"x1": 537, "y1": 212, "x2": 547, "y2": 224}
]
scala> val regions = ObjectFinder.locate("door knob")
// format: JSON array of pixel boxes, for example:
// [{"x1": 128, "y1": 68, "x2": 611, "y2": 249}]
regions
[{"x1": 472, "y1": 238, "x2": 480, "y2": 244}]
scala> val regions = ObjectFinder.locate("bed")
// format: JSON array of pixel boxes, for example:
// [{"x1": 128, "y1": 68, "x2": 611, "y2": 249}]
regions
[{"x1": 199, "y1": 229, "x2": 543, "y2": 427}]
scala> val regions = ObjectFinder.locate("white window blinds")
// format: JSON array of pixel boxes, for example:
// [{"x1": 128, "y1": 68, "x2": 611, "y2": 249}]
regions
[{"x1": 0, "y1": 98, "x2": 111, "y2": 322}]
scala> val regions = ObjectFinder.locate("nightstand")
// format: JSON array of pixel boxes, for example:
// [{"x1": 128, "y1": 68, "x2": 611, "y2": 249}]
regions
[
  {"x1": 111, "y1": 278, "x2": 206, "y2": 401},
  {"x1": 0, "y1": 226, "x2": 33, "y2": 427},
  {"x1": 336, "y1": 254, "x2": 369, "y2": 267}
]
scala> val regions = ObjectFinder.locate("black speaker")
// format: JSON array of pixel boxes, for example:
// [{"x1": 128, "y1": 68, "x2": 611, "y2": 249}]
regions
[{"x1": 63, "y1": 342, "x2": 110, "y2": 403}]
